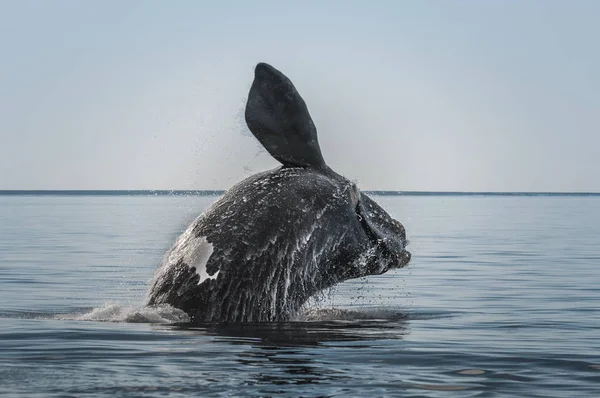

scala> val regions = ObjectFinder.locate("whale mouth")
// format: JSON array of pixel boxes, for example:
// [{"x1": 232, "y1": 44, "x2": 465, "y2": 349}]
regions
[
  {"x1": 350, "y1": 237, "x2": 410, "y2": 278},
  {"x1": 380, "y1": 240, "x2": 411, "y2": 270},
  {"x1": 355, "y1": 193, "x2": 411, "y2": 272}
]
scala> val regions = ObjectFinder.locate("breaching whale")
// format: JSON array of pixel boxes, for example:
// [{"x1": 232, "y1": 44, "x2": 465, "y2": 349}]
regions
[{"x1": 147, "y1": 62, "x2": 411, "y2": 323}]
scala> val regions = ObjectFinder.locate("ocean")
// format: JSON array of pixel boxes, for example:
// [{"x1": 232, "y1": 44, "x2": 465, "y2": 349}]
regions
[{"x1": 0, "y1": 192, "x2": 599, "y2": 397}]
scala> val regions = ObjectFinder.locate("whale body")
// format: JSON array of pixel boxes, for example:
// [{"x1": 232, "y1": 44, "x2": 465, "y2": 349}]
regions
[{"x1": 147, "y1": 63, "x2": 410, "y2": 323}]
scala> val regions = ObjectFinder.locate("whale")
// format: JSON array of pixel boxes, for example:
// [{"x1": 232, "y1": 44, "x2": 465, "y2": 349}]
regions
[{"x1": 146, "y1": 62, "x2": 411, "y2": 323}]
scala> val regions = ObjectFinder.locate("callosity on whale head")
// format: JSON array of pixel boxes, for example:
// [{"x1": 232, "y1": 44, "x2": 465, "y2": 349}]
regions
[{"x1": 146, "y1": 62, "x2": 410, "y2": 323}]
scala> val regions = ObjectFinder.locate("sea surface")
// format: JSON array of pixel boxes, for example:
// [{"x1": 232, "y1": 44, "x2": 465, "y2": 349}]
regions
[{"x1": 1, "y1": 192, "x2": 599, "y2": 397}]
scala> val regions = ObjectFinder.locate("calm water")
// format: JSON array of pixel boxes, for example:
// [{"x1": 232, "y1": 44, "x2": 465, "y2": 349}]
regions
[{"x1": 1, "y1": 193, "x2": 599, "y2": 397}]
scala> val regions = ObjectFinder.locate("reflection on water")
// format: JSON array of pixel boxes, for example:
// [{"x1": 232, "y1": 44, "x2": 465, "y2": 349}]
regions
[
  {"x1": 185, "y1": 314, "x2": 411, "y2": 389},
  {"x1": 178, "y1": 312, "x2": 410, "y2": 346}
]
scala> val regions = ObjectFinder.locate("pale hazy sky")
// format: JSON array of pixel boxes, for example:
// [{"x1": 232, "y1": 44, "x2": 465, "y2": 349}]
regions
[{"x1": 1, "y1": 1, "x2": 598, "y2": 191}]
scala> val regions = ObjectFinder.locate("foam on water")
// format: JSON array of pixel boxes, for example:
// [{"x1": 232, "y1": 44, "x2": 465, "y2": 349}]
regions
[
  {"x1": 53, "y1": 303, "x2": 408, "y2": 325},
  {"x1": 295, "y1": 307, "x2": 408, "y2": 322},
  {"x1": 58, "y1": 303, "x2": 190, "y2": 324}
]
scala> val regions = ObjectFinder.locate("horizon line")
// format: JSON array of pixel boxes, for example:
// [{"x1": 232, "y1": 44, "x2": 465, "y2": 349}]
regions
[{"x1": 0, "y1": 190, "x2": 599, "y2": 197}]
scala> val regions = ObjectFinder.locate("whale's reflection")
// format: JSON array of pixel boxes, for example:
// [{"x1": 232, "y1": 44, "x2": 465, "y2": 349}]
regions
[
  {"x1": 168, "y1": 307, "x2": 410, "y2": 347},
  {"x1": 164, "y1": 308, "x2": 411, "y2": 389}
]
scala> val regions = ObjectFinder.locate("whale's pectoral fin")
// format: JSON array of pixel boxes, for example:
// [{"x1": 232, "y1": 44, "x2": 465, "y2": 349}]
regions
[{"x1": 245, "y1": 62, "x2": 326, "y2": 168}]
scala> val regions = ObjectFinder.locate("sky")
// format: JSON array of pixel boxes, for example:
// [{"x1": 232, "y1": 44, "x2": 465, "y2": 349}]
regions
[{"x1": 0, "y1": 1, "x2": 598, "y2": 192}]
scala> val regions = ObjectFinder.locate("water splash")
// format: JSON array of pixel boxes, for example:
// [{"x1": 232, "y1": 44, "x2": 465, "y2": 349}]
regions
[
  {"x1": 295, "y1": 307, "x2": 408, "y2": 322},
  {"x1": 58, "y1": 303, "x2": 190, "y2": 324}
]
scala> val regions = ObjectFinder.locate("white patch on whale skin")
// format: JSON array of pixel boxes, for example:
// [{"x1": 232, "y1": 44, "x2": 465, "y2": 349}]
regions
[{"x1": 183, "y1": 236, "x2": 217, "y2": 284}]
